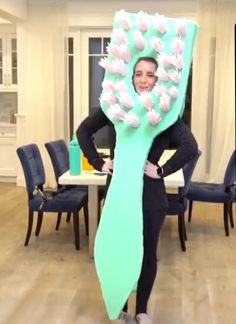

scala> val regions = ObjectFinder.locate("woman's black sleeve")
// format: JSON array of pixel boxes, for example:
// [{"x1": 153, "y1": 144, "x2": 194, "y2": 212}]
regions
[
  {"x1": 161, "y1": 119, "x2": 198, "y2": 177},
  {"x1": 76, "y1": 109, "x2": 109, "y2": 171}
]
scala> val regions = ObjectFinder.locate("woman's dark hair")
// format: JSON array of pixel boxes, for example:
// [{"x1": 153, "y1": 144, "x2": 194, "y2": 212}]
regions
[
  {"x1": 132, "y1": 56, "x2": 158, "y2": 90},
  {"x1": 133, "y1": 56, "x2": 158, "y2": 73}
]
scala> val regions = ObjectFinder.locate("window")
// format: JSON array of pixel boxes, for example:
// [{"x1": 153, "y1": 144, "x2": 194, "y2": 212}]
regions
[
  {"x1": 88, "y1": 37, "x2": 110, "y2": 148},
  {"x1": 68, "y1": 31, "x2": 111, "y2": 147},
  {"x1": 68, "y1": 37, "x2": 74, "y2": 139},
  {"x1": 182, "y1": 64, "x2": 192, "y2": 129}
]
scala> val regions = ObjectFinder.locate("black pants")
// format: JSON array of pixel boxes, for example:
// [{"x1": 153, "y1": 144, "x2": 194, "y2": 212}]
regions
[{"x1": 123, "y1": 209, "x2": 166, "y2": 315}]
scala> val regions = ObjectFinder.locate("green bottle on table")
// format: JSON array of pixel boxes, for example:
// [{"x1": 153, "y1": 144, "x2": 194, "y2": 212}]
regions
[{"x1": 69, "y1": 135, "x2": 81, "y2": 175}]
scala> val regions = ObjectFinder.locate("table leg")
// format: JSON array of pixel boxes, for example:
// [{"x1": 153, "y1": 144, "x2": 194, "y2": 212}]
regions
[{"x1": 88, "y1": 185, "x2": 98, "y2": 258}]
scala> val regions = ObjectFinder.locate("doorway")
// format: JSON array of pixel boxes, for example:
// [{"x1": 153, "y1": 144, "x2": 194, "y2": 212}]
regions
[{"x1": 71, "y1": 29, "x2": 111, "y2": 147}]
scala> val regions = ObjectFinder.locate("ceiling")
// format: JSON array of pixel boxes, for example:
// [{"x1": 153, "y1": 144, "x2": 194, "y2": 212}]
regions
[{"x1": 0, "y1": 17, "x2": 11, "y2": 24}]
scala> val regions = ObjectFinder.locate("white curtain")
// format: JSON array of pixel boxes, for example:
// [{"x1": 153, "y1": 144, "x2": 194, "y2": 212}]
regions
[
  {"x1": 192, "y1": 0, "x2": 235, "y2": 182},
  {"x1": 22, "y1": 3, "x2": 69, "y2": 187}
]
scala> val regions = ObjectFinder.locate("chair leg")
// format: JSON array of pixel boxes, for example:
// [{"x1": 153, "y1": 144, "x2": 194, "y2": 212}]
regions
[
  {"x1": 55, "y1": 212, "x2": 62, "y2": 230},
  {"x1": 83, "y1": 203, "x2": 89, "y2": 236},
  {"x1": 188, "y1": 200, "x2": 193, "y2": 222},
  {"x1": 24, "y1": 209, "x2": 34, "y2": 246},
  {"x1": 73, "y1": 212, "x2": 80, "y2": 250},
  {"x1": 35, "y1": 211, "x2": 43, "y2": 236},
  {"x1": 183, "y1": 220, "x2": 188, "y2": 241},
  {"x1": 178, "y1": 214, "x2": 186, "y2": 252},
  {"x1": 97, "y1": 200, "x2": 101, "y2": 225},
  {"x1": 229, "y1": 202, "x2": 234, "y2": 228},
  {"x1": 66, "y1": 213, "x2": 71, "y2": 223},
  {"x1": 223, "y1": 203, "x2": 229, "y2": 236}
]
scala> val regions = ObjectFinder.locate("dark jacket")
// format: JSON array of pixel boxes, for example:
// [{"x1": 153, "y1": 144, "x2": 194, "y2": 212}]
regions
[{"x1": 76, "y1": 108, "x2": 198, "y2": 210}]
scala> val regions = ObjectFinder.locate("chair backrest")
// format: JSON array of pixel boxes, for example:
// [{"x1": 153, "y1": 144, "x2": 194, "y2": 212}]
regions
[
  {"x1": 16, "y1": 144, "x2": 45, "y2": 194},
  {"x1": 45, "y1": 140, "x2": 69, "y2": 183},
  {"x1": 179, "y1": 150, "x2": 202, "y2": 197},
  {"x1": 223, "y1": 149, "x2": 236, "y2": 188}
]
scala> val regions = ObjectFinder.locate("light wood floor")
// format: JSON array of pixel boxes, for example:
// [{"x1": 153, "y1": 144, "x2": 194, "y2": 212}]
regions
[{"x1": 0, "y1": 183, "x2": 235, "y2": 324}]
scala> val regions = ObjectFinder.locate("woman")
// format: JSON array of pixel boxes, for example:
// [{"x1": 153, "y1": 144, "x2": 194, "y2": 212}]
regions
[{"x1": 76, "y1": 57, "x2": 198, "y2": 324}]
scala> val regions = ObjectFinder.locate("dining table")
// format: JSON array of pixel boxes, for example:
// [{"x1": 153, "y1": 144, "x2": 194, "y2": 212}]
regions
[{"x1": 58, "y1": 150, "x2": 184, "y2": 258}]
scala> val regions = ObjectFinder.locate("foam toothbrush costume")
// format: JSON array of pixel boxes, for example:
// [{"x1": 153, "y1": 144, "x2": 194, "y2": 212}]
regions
[{"x1": 94, "y1": 10, "x2": 199, "y2": 320}]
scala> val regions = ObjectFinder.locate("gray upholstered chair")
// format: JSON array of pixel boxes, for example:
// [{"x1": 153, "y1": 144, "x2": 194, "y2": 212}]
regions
[
  {"x1": 45, "y1": 139, "x2": 105, "y2": 229},
  {"x1": 17, "y1": 143, "x2": 88, "y2": 250},
  {"x1": 187, "y1": 150, "x2": 236, "y2": 236},
  {"x1": 167, "y1": 150, "x2": 201, "y2": 251}
]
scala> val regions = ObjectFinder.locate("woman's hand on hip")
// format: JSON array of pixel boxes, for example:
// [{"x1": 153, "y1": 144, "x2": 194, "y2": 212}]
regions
[
  {"x1": 144, "y1": 160, "x2": 161, "y2": 179},
  {"x1": 102, "y1": 160, "x2": 113, "y2": 175}
]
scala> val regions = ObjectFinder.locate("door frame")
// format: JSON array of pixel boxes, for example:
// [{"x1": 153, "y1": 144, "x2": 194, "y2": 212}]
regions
[{"x1": 73, "y1": 28, "x2": 111, "y2": 132}]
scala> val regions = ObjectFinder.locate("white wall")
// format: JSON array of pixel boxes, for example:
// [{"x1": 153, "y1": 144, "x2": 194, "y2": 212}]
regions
[
  {"x1": 68, "y1": 1, "x2": 197, "y2": 27},
  {"x1": 0, "y1": 0, "x2": 28, "y2": 21}
]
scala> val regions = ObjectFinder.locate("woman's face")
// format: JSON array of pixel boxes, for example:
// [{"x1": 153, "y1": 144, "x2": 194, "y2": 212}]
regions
[{"x1": 133, "y1": 60, "x2": 157, "y2": 94}]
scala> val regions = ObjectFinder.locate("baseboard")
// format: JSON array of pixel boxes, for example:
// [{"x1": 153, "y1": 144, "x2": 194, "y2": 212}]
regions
[{"x1": 0, "y1": 176, "x2": 17, "y2": 183}]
